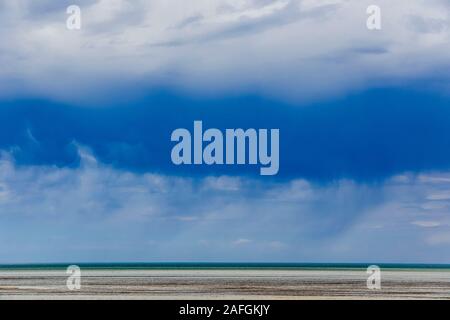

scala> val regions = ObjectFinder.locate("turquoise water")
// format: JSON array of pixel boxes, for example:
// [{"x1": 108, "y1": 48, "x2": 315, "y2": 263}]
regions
[{"x1": 1, "y1": 262, "x2": 450, "y2": 270}]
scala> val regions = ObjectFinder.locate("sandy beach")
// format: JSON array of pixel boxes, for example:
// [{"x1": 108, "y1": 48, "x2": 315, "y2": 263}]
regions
[{"x1": 1, "y1": 268, "x2": 449, "y2": 300}]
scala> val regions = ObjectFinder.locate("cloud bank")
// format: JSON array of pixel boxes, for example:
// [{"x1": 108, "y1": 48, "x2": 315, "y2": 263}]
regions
[
  {"x1": 0, "y1": 0, "x2": 449, "y2": 104},
  {"x1": 1, "y1": 146, "x2": 450, "y2": 263}
]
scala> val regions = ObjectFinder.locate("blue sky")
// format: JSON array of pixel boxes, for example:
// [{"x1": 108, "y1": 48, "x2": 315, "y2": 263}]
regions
[{"x1": 1, "y1": 0, "x2": 450, "y2": 263}]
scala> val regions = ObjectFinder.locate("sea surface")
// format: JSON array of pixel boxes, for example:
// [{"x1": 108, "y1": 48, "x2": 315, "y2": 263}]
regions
[{"x1": 1, "y1": 262, "x2": 450, "y2": 270}]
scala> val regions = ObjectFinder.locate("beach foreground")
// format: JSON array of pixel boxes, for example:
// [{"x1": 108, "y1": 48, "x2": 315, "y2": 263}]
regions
[{"x1": 1, "y1": 268, "x2": 450, "y2": 300}]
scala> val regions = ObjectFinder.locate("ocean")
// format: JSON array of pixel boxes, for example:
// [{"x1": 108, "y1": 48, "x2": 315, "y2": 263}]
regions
[{"x1": 1, "y1": 262, "x2": 450, "y2": 270}]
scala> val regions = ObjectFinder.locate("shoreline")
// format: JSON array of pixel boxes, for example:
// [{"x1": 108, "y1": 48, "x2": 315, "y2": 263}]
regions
[{"x1": 1, "y1": 268, "x2": 449, "y2": 300}]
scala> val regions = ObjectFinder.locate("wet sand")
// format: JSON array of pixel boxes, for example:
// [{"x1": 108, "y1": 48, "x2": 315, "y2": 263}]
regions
[{"x1": 1, "y1": 269, "x2": 450, "y2": 300}]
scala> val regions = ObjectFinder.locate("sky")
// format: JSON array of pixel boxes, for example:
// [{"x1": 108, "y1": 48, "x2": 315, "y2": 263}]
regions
[{"x1": 0, "y1": 0, "x2": 450, "y2": 263}]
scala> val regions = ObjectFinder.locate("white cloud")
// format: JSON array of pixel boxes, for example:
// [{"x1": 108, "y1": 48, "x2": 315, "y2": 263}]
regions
[
  {"x1": 232, "y1": 238, "x2": 252, "y2": 245},
  {"x1": 0, "y1": 0, "x2": 449, "y2": 104},
  {"x1": 202, "y1": 176, "x2": 242, "y2": 191},
  {"x1": 411, "y1": 220, "x2": 441, "y2": 228},
  {"x1": 2, "y1": 146, "x2": 450, "y2": 262}
]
